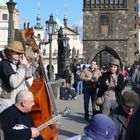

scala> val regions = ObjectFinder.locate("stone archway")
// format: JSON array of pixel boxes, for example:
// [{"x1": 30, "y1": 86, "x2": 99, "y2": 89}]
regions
[{"x1": 87, "y1": 45, "x2": 122, "y2": 66}]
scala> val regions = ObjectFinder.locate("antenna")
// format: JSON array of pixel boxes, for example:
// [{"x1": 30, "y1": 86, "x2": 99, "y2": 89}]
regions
[
  {"x1": 37, "y1": 1, "x2": 40, "y2": 16},
  {"x1": 64, "y1": 0, "x2": 67, "y2": 17}
]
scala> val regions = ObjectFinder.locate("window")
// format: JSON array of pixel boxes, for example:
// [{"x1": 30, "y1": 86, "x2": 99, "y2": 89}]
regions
[
  {"x1": 101, "y1": 0, "x2": 105, "y2": 4},
  {"x1": 119, "y1": 0, "x2": 123, "y2": 4},
  {"x1": 96, "y1": 0, "x2": 100, "y2": 4},
  {"x1": 2, "y1": 14, "x2": 8, "y2": 20},
  {"x1": 101, "y1": 14, "x2": 110, "y2": 25},
  {"x1": 91, "y1": 0, "x2": 95, "y2": 4},
  {"x1": 100, "y1": 14, "x2": 110, "y2": 35},
  {"x1": 110, "y1": 0, "x2": 114, "y2": 4},
  {"x1": 115, "y1": 0, "x2": 118, "y2": 4}
]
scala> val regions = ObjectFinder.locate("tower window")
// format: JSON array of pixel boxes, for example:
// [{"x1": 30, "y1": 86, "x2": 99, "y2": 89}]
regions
[
  {"x1": 100, "y1": 14, "x2": 110, "y2": 35},
  {"x1": 96, "y1": 0, "x2": 100, "y2": 4},
  {"x1": 115, "y1": 0, "x2": 119, "y2": 4},
  {"x1": 119, "y1": 0, "x2": 123, "y2": 4},
  {"x1": 2, "y1": 14, "x2": 8, "y2": 20},
  {"x1": 110, "y1": 0, "x2": 114, "y2": 4},
  {"x1": 91, "y1": 0, "x2": 95, "y2": 4},
  {"x1": 87, "y1": 0, "x2": 126, "y2": 8}
]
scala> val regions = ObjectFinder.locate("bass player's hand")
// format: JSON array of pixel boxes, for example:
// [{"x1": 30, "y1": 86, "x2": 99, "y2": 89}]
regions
[{"x1": 31, "y1": 127, "x2": 40, "y2": 138}]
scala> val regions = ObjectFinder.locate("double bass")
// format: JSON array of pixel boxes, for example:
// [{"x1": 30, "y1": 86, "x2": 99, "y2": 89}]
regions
[{"x1": 23, "y1": 27, "x2": 59, "y2": 140}]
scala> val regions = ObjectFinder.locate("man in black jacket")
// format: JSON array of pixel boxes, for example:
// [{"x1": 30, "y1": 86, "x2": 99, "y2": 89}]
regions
[
  {"x1": 110, "y1": 90, "x2": 139, "y2": 140},
  {"x1": 0, "y1": 90, "x2": 44, "y2": 140}
]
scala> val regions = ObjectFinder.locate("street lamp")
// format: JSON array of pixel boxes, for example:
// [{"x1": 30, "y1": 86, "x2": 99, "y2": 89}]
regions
[
  {"x1": 63, "y1": 34, "x2": 69, "y2": 47},
  {"x1": 45, "y1": 14, "x2": 57, "y2": 81},
  {"x1": 6, "y1": 0, "x2": 16, "y2": 43},
  {"x1": 62, "y1": 34, "x2": 70, "y2": 71}
]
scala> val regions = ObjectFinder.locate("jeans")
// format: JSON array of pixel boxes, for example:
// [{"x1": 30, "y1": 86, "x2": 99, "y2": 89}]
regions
[
  {"x1": 83, "y1": 86, "x2": 97, "y2": 118},
  {"x1": 76, "y1": 81, "x2": 83, "y2": 94}
]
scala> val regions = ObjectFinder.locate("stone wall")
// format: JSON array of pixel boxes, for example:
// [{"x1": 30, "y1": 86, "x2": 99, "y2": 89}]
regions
[{"x1": 83, "y1": 0, "x2": 139, "y2": 66}]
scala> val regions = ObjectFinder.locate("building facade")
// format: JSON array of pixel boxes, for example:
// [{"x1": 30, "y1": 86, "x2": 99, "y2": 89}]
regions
[
  {"x1": 0, "y1": 0, "x2": 19, "y2": 50},
  {"x1": 34, "y1": 16, "x2": 83, "y2": 76},
  {"x1": 0, "y1": 1, "x2": 83, "y2": 78},
  {"x1": 83, "y1": 0, "x2": 139, "y2": 66}
]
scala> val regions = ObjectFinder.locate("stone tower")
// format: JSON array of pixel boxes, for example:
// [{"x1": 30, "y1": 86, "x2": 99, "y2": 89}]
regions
[{"x1": 83, "y1": 0, "x2": 139, "y2": 66}]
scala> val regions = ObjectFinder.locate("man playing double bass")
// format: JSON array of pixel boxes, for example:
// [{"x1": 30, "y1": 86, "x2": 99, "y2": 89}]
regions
[{"x1": 0, "y1": 90, "x2": 44, "y2": 140}]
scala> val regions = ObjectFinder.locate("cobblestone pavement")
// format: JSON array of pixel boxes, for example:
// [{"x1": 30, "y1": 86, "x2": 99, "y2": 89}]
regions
[
  {"x1": 56, "y1": 94, "x2": 90, "y2": 140},
  {"x1": 56, "y1": 85, "x2": 131, "y2": 140}
]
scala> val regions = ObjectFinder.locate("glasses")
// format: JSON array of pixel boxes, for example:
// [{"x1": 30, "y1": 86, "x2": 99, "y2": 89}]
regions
[{"x1": 123, "y1": 104, "x2": 134, "y2": 109}]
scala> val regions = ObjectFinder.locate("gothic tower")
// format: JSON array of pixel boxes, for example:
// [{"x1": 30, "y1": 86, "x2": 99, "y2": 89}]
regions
[{"x1": 83, "y1": 0, "x2": 139, "y2": 66}]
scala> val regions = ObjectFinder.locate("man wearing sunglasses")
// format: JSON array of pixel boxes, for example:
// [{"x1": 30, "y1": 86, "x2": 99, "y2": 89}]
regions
[{"x1": 110, "y1": 90, "x2": 139, "y2": 140}]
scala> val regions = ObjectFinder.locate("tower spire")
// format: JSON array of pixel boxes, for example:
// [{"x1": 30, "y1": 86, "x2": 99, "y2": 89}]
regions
[
  {"x1": 34, "y1": 1, "x2": 43, "y2": 29},
  {"x1": 63, "y1": 0, "x2": 68, "y2": 27}
]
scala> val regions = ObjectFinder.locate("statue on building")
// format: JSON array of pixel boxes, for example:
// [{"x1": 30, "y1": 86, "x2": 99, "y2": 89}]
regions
[
  {"x1": 57, "y1": 26, "x2": 71, "y2": 78},
  {"x1": 58, "y1": 26, "x2": 64, "y2": 58}
]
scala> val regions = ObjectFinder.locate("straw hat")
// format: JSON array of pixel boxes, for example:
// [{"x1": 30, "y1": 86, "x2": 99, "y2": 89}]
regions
[{"x1": 6, "y1": 41, "x2": 25, "y2": 53}]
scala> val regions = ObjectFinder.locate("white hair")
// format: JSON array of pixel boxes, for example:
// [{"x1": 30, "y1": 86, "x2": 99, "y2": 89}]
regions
[{"x1": 15, "y1": 90, "x2": 33, "y2": 103}]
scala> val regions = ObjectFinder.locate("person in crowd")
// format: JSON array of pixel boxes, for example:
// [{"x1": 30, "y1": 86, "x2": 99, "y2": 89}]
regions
[
  {"x1": 125, "y1": 103, "x2": 140, "y2": 140},
  {"x1": 80, "y1": 60, "x2": 102, "y2": 121},
  {"x1": 0, "y1": 41, "x2": 35, "y2": 113},
  {"x1": 63, "y1": 65, "x2": 72, "y2": 87},
  {"x1": 0, "y1": 90, "x2": 44, "y2": 140},
  {"x1": 67, "y1": 113, "x2": 116, "y2": 140},
  {"x1": 60, "y1": 79, "x2": 77, "y2": 100},
  {"x1": 82, "y1": 64, "x2": 87, "y2": 71},
  {"x1": 100, "y1": 64, "x2": 108, "y2": 74},
  {"x1": 119, "y1": 65, "x2": 129, "y2": 79},
  {"x1": 131, "y1": 64, "x2": 140, "y2": 95},
  {"x1": 75, "y1": 64, "x2": 83, "y2": 95},
  {"x1": 110, "y1": 90, "x2": 139, "y2": 140},
  {"x1": 126, "y1": 64, "x2": 133, "y2": 82},
  {"x1": 97, "y1": 59, "x2": 128, "y2": 115}
]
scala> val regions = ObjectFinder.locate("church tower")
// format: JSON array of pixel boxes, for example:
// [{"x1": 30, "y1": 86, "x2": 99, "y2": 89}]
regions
[{"x1": 83, "y1": 0, "x2": 139, "y2": 66}]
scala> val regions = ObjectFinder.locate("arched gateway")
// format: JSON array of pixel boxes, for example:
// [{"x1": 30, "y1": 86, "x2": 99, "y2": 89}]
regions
[{"x1": 87, "y1": 46, "x2": 122, "y2": 67}]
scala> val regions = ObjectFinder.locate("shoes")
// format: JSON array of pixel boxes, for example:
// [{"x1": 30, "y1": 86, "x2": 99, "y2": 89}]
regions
[
  {"x1": 84, "y1": 117, "x2": 90, "y2": 122},
  {"x1": 73, "y1": 96, "x2": 77, "y2": 100}
]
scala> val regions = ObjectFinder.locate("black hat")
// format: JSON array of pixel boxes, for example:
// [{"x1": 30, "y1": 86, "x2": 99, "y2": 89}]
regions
[{"x1": 122, "y1": 90, "x2": 139, "y2": 107}]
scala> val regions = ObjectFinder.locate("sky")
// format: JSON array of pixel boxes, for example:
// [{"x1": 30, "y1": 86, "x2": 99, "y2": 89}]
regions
[{"x1": 15, "y1": 0, "x2": 83, "y2": 30}]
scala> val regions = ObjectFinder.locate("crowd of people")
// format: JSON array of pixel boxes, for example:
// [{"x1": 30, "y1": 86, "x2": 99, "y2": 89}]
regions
[
  {"x1": 61, "y1": 57, "x2": 140, "y2": 140},
  {"x1": 0, "y1": 40, "x2": 140, "y2": 140}
]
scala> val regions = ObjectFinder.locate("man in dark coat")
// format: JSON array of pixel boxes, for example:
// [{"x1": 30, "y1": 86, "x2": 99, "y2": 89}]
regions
[
  {"x1": 63, "y1": 65, "x2": 72, "y2": 86},
  {"x1": 125, "y1": 101, "x2": 140, "y2": 140},
  {"x1": 110, "y1": 90, "x2": 139, "y2": 140}
]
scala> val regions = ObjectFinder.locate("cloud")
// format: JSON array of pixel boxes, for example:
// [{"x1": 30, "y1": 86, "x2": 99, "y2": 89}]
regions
[{"x1": 74, "y1": 19, "x2": 83, "y2": 28}]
